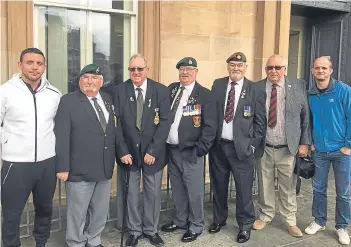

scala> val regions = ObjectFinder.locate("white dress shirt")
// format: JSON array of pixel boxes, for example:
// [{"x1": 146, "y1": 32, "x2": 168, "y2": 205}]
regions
[
  {"x1": 167, "y1": 81, "x2": 196, "y2": 144},
  {"x1": 221, "y1": 77, "x2": 244, "y2": 140},
  {"x1": 87, "y1": 92, "x2": 109, "y2": 122},
  {"x1": 133, "y1": 79, "x2": 148, "y2": 101}
]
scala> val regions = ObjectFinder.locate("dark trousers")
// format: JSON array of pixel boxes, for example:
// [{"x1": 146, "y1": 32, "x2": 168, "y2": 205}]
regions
[
  {"x1": 1, "y1": 157, "x2": 57, "y2": 247},
  {"x1": 209, "y1": 141, "x2": 255, "y2": 231}
]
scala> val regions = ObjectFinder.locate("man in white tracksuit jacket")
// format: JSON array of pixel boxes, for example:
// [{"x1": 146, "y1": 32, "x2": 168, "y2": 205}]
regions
[{"x1": 0, "y1": 48, "x2": 61, "y2": 247}]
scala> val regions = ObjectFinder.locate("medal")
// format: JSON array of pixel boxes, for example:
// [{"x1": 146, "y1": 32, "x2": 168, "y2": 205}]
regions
[
  {"x1": 154, "y1": 108, "x2": 160, "y2": 125},
  {"x1": 193, "y1": 116, "x2": 201, "y2": 128}
]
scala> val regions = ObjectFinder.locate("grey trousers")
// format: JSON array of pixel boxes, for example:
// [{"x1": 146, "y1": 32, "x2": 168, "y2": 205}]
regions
[
  {"x1": 118, "y1": 168, "x2": 163, "y2": 237},
  {"x1": 168, "y1": 147, "x2": 205, "y2": 234},
  {"x1": 65, "y1": 179, "x2": 111, "y2": 247}
]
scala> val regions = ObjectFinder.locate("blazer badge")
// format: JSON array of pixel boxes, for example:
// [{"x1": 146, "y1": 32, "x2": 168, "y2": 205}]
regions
[
  {"x1": 193, "y1": 115, "x2": 201, "y2": 128},
  {"x1": 154, "y1": 108, "x2": 160, "y2": 125}
]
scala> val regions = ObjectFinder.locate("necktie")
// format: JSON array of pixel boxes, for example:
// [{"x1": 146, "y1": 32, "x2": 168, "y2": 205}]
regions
[
  {"x1": 171, "y1": 86, "x2": 185, "y2": 123},
  {"x1": 92, "y1": 97, "x2": 107, "y2": 132},
  {"x1": 268, "y1": 84, "x2": 277, "y2": 128},
  {"x1": 136, "y1": 88, "x2": 144, "y2": 130},
  {"x1": 224, "y1": 82, "x2": 237, "y2": 123}
]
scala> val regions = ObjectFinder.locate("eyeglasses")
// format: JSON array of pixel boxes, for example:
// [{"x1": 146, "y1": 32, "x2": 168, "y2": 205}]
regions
[
  {"x1": 179, "y1": 67, "x2": 197, "y2": 72},
  {"x1": 128, "y1": 67, "x2": 146, "y2": 72},
  {"x1": 266, "y1": 66, "x2": 285, "y2": 71},
  {"x1": 229, "y1": 63, "x2": 245, "y2": 68}
]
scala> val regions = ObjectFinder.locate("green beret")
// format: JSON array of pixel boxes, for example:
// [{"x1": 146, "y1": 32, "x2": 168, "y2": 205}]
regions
[
  {"x1": 176, "y1": 57, "x2": 197, "y2": 69},
  {"x1": 79, "y1": 64, "x2": 102, "y2": 77},
  {"x1": 226, "y1": 52, "x2": 247, "y2": 63}
]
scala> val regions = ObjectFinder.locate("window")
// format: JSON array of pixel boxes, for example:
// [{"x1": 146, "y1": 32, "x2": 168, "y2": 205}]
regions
[{"x1": 34, "y1": 0, "x2": 137, "y2": 94}]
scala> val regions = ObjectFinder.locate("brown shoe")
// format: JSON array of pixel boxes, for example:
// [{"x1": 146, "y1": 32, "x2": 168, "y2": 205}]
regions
[
  {"x1": 252, "y1": 219, "x2": 267, "y2": 230},
  {"x1": 288, "y1": 225, "x2": 303, "y2": 238}
]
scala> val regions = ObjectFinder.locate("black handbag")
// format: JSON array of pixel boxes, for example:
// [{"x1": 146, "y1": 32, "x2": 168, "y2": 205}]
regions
[{"x1": 294, "y1": 154, "x2": 315, "y2": 179}]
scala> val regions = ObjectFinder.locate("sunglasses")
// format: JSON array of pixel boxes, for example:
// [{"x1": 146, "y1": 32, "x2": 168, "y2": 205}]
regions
[
  {"x1": 128, "y1": 67, "x2": 146, "y2": 72},
  {"x1": 266, "y1": 66, "x2": 285, "y2": 71}
]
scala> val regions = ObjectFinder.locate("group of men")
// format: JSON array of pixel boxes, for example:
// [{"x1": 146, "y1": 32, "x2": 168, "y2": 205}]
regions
[{"x1": 1, "y1": 47, "x2": 351, "y2": 247}]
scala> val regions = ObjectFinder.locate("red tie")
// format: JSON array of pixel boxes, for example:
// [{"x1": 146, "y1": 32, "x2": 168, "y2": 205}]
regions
[
  {"x1": 268, "y1": 84, "x2": 277, "y2": 128},
  {"x1": 224, "y1": 82, "x2": 237, "y2": 123}
]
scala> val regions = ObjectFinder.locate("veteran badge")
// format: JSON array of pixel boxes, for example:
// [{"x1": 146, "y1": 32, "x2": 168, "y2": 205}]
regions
[
  {"x1": 243, "y1": 105, "x2": 252, "y2": 118},
  {"x1": 193, "y1": 115, "x2": 201, "y2": 128}
]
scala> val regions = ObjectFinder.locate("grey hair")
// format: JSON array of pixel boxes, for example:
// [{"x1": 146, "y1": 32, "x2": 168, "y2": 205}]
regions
[{"x1": 129, "y1": 54, "x2": 148, "y2": 67}]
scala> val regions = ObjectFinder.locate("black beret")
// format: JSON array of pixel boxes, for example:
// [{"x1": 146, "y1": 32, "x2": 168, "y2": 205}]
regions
[{"x1": 226, "y1": 52, "x2": 247, "y2": 63}]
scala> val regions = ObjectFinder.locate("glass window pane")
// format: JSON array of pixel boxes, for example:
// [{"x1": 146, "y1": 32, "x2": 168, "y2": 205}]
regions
[
  {"x1": 91, "y1": 12, "x2": 131, "y2": 95},
  {"x1": 89, "y1": 0, "x2": 133, "y2": 11},
  {"x1": 37, "y1": 6, "x2": 86, "y2": 94},
  {"x1": 35, "y1": 0, "x2": 88, "y2": 6}
]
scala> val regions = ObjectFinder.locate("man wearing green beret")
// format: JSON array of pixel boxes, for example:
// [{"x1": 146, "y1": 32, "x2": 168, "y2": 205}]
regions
[
  {"x1": 209, "y1": 52, "x2": 266, "y2": 243},
  {"x1": 55, "y1": 64, "x2": 116, "y2": 247},
  {"x1": 161, "y1": 57, "x2": 217, "y2": 242}
]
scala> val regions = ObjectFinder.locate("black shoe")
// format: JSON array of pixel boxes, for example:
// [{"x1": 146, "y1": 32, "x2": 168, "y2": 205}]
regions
[
  {"x1": 143, "y1": 233, "x2": 164, "y2": 247},
  {"x1": 181, "y1": 230, "x2": 201, "y2": 242},
  {"x1": 36, "y1": 244, "x2": 45, "y2": 247},
  {"x1": 126, "y1": 235, "x2": 141, "y2": 247},
  {"x1": 208, "y1": 222, "x2": 227, "y2": 234},
  {"x1": 161, "y1": 221, "x2": 186, "y2": 232},
  {"x1": 237, "y1": 230, "x2": 251, "y2": 243},
  {"x1": 94, "y1": 245, "x2": 104, "y2": 247}
]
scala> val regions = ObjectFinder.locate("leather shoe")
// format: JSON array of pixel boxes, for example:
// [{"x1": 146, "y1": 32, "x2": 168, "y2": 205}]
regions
[
  {"x1": 161, "y1": 221, "x2": 186, "y2": 232},
  {"x1": 237, "y1": 230, "x2": 251, "y2": 243},
  {"x1": 181, "y1": 230, "x2": 201, "y2": 242},
  {"x1": 143, "y1": 233, "x2": 164, "y2": 247},
  {"x1": 94, "y1": 245, "x2": 104, "y2": 247},
  {"x1": 126, "y1": 235, "x2": 141, "y2": 247},
  {"x1": 36, "y1": 244, "x2": 45, "y2": 247},
  {"x1": 208, "y1": 222, "x2": 226, "y2": 234}
]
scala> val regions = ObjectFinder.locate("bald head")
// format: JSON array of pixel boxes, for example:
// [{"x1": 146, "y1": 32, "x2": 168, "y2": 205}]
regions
[
  {"x1": 312, "y1": 56, "x2": 333, "y2": 87},
  {"x1": 265, "y1": 55, "x2": 286, "y2": 84}
]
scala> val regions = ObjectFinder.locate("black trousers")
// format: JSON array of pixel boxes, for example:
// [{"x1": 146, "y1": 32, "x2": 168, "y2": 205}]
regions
[
  {"x1": 209, "y1": 141, "x2": 255, "y2": 231},
  {"x1": 1, "y1": 157, "x2": 57, "y2": 247}
]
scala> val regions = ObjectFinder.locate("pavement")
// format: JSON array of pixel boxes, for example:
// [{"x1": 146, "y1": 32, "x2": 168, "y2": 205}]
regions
[{"x1": 21, "y1": 172, "x2": 351, "y2": 247}]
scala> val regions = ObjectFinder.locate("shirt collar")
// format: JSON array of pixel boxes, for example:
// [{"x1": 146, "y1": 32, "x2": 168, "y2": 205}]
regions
[
  {"x1": 87, "y1": 92, "x2": 102, "y2": 101},
  {"x1": 180, "y1": 80, "x2": 196, "y2": 92},
  {"x1": 267, "y1": 77, "x2": 285, "y2": 88},
  {"x1": 133, "y1": 79, "x2": 148, "y2": 92},
  {"x1": 228, "y1": 77, "x2": 244, "y2": 86}
]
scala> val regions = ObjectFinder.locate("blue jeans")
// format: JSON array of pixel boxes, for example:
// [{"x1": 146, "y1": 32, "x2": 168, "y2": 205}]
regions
[{"x1": 312, "y1": 150, "x2": 351, "y2": 229}]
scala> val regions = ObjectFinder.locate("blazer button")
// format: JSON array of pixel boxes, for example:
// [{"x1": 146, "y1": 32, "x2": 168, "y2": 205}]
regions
[
  {"x1": 105, "y1": 147, "x2": 107, "y2": 149},
  {"x1": 136, "y1": 144, "x2": 139, "y2": 148}
]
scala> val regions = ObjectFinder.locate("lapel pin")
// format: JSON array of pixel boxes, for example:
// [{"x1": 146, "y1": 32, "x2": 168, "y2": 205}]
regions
[
  {"x1": 148, "y1": 99, "x2": 151, "y2": 107},
  {"x1": 130, "y1": 97, "x2": 134, "y2": 102},
  {"x1": 288, "y1": 84, "x2": 291, "y2": 88}
]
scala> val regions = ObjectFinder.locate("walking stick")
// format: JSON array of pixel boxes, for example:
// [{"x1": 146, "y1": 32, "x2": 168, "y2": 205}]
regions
[{"x1": 120, "y1": 166, "x2": 130, "y2": 247}]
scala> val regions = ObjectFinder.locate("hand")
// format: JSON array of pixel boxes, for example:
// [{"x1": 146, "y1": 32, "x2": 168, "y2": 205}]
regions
[
  {"x1": 56, "y1": 172, "x2": 69, "y2": 182},
  {"x1": 144, "y1": 153, "x2": 156, "y2": 165},
  {"x1": 120, "y1": 154, "x2": 133, "y2": 165},
  {"x1": 298, "y1": 144, "x2": 309, "y2": 157},
  {"x1": 310, "y1": 145, "x2": 315, "y2": 151},
  {"x1": 340, "y1": 147, "x2": 351, "y2": 155}
]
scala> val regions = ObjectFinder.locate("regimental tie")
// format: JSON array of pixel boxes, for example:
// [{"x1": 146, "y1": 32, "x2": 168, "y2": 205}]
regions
[
  {"x1": 171, "y1": 86, "x2": 185, "y2": 123},
  {"x1": 224, "y1": 81, "x2": 237, "y2": 123},
  {"x1": 268, "y1": 84, "x2": 277, "y2": 128},
  {"x1": 136, "y1": 87, "x2": 144, "y2": 130},
  {"x1": 92, "y1": 97, "x2": 107, "y2": 132}
]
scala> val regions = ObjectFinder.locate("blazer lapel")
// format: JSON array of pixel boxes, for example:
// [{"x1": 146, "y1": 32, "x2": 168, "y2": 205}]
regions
[
  {"x1": 284, "y1": 76, "x2": 293, "y2": 114},
  {"x1": 126, "y1": 81, "x2": 137, "y2": 122},
  {"x1": 141, "y1": 80, "x2": 154, "y2": 130},
  {"x1": 233, "y1": 78, "x2": 249, "y2": 121},
  {"x1": 219, "y1": 77, "x2": 229, "y2": 117},
  {"x1": 188, "y1": 81, "x2": 200, "y2": 103},
  {"x1": 78, "y1": 91, "x2": 102, "y2": 130},
  {"x1": 170, "y1": 82, "x2": 180, "y2": 105}
]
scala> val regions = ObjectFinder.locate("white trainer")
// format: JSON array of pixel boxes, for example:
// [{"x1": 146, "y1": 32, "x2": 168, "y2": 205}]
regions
[
  {"x1": 337, "y1": 228, "x2": 350, "y2": 245},
  {"x1": 304, "y1": 221, "x2": 325, "y2": 235}
]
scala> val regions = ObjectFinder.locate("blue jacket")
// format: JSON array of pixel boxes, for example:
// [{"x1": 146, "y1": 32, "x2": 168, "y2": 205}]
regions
[{"x1": 308, "y1": 79, "x2": 351, "y2": 152}]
